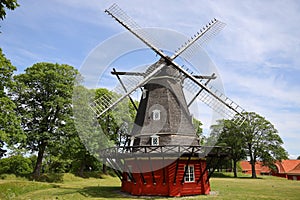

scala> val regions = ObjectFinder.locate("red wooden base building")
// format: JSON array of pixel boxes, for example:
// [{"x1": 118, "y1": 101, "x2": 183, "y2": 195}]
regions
[
  {"x1": 102, "y1": 145, "x2": 228, "y2": 197},
  {"x1": 121, "y1": 157, "x2": 210, "y2": 196}
]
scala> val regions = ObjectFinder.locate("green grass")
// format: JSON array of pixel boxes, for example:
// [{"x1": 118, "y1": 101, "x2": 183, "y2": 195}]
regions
[
  {"x1": 210, "y1": 174, "x2": 300, "y2": 200},
  {"x1": 0, "y1": 173, "x2": 299, "y2": 199}
]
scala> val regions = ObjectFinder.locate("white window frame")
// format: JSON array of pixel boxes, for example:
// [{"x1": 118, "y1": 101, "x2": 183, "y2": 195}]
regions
[
  {"x1": 152, "y1": 109, "x2": 161, "y2": 121},
  {"x1": 184, "y1": 165, "x2": 195, "y2": 182},
  {"x1": 150, "y1": 134, "x2": 159, "y2": 146},
  {"x1": 129, "y1": 136, "x2": 135, "y2": 146}
]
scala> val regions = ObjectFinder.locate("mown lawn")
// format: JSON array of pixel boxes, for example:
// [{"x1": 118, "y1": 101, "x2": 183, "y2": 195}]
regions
[{"x1": 0, "y1": 173, "x2": 299, "y2": 200}]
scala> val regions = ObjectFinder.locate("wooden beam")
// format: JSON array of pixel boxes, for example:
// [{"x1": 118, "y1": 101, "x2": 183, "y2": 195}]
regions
[
  {"x1": 112, "y1": 68, "x2": 138, "y2": 111},
  {"x1": 197, "y1": 162, "x2": 209, "y2": 184},
  {"x1": 193, "y1": 74, "x2": 217, "y2": 80},
  {"x1": 105, "y1": 158, "x2": 123, "y2": 180},
  {"x1": 148, "y1": 155, "x2": 156, "y2": 185},
  {"x1": 111, "y1": 71, "x2": 145, "y2": 76},
  {"x1": 188, "y1": 73, "x2": 215, "y2": 107},
  {"x1": 206, "y1": 156, "x2": 223, "y2": 183},
  {"x1": 181, "y1": 147, "x2": 194, "y2": 184},
  {"x1": 173, "y1": 159, "x2": 179, "y2": 185},
  {"x1": 162, "y1": 150, "x2": 166, "y2": 184},
  {"x1": 134, "y1": 156, "x2": 146, "y2": 184}
]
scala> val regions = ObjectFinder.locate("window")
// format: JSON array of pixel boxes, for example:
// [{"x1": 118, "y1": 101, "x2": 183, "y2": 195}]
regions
[
  {"x1": 150, "y1": 134, "x2": 159, "y2": 146},
  {"x1": 142, "y1": 88, "x2": 147, "y2": 99},
  {"x1": 184, "y1": 165, "x2": 195, "y2": 182},
  {"x1": 129, "y1": 136, "x2": 135, "y2": 146},
  {"x1": 152, "y1": 109, "x2": 161, "y2": 120}
]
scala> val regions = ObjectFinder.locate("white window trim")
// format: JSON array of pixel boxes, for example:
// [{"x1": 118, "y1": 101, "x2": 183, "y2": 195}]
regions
[
  {"x1": 184, "y1": 165, "x2": 195, "y2": 182},
  {"x1": 129, "y1": 136, "x2": 135, "y2": 146},
  {"x1": 150, "y1": 134, "x2": 159, "y2": 146},
  {"x1": 152, "y1": 109, "x2": 161, "y2": 121}
]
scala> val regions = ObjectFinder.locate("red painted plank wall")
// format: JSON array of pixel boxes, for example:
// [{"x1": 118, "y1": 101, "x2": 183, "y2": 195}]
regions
[{"x1": 121, "y1": 158, "x2": 210, "y2": 196}]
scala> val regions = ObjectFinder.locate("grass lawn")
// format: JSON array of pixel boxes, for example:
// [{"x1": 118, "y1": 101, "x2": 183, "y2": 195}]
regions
[{"x1": 0, "y1": 173, "x2": 300, "y2": 200}]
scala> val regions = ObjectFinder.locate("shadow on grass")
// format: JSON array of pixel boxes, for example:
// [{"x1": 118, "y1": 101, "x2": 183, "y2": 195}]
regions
[
  {"x1": 80, "y1": 186, "x2": 169, "y2": 199},
  {"x1": 80, "y1": 186, "x2": 131, "y2": 199},
  {"x1": 33, "y1": 173, "x2": 64, "y2": 183},
  {"x1": 211, "y1": 172, "x2": 262, "y2": 179},
  {"x1": 73, "y1": 170, "x2": 117, "y2": 179}
]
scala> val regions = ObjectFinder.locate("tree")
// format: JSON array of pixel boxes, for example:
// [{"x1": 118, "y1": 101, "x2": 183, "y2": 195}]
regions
[
  {"x1": 0, "y1": 48, "x2": 22, "y2": 157},
  {"x1": 62, "y1": 135, "x2": 102, "y2": 176},
  {"x1": 0, "y1": 155, "x2": 35, "y2": 176},
  {"x1": 211, "y1": 119, "x2": 246, "y2": 177},
  {"x1": 93, "y1": 88, "x2": 137, "y2": 173},
  {"x1": 11, "y1": 62, "x2": 78, "y2": 178},
  {"x1": 193, "y1": 118, "x2": 203, "y2": 136},
  {"x1": 0, "y1": 0, "x2": 19, "y2": 20},
  {"x1": 297, "y1": 156, "x2": 300, "y2": 160},
  {"x1": 241, "y1": 112, "x2": 288, "y2": 178},
  {"x1": 94, "y1": 88, "x2": 136, "y2": 146},
  {"x1": 72, "y1": 86, "x2": 114, "y2": 175}
]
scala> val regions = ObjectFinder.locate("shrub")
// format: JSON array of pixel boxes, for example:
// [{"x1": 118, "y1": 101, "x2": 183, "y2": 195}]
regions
[{"x1": 0, "y1": 155, "x2": 34, "y2": 176}]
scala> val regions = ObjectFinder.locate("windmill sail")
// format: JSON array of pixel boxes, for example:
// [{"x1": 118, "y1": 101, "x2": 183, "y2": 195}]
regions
[
  {"x1": 105, "y1": 4, "x2": 225, "y2": 62},
  {"x1": 91, "y1": 59, "x2": 166, "y2": 117},
  {"x1": 161, "y1": 59, "x2": 246, "y2": 125},
  {"x1": 183, "y1": 74, "x2": 246, "y2": 125},
  {"x1": 96, "y1": 3, "x2": 246, "y2": 125},
  {"x1": 171, "y1": 19, "x2": 226, "y2": 60},
  {"x1": 105, "y1": 3, "x2": 167, "y2": 58}
]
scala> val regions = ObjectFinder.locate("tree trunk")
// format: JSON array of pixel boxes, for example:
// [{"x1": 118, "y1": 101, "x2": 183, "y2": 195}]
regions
[
  {"x1": 102, "y1": 160, "x2": 107, "y2": 174},
  {"x1": 249, "y1": 155, "x2": 257, "y2": 178},
  {"x1": 248, "y1": 143, "x2": 257, "y2": 178},
  {"x1": 78, "y1": 161, "x2": 85, "y2": 177},
  {"x1": 251, "y1": 160, "x2": 257, "y2": 178},
  {"x1": 33, "y1": 142, "x2": 47, "y2": 179},
  {"x1": 233, "y1": 160, "x2": 238, "y2": 178}
]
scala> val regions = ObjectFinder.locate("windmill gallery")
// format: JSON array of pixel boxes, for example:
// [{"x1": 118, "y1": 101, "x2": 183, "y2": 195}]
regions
[{"x1": 90, "y1": 3, "x2": 247, "y2": 197}]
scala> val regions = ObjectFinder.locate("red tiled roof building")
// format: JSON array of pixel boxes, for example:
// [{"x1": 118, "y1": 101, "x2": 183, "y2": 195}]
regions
[{"x1": 240, "y1": 160, "x2": 300, "y2": 180}]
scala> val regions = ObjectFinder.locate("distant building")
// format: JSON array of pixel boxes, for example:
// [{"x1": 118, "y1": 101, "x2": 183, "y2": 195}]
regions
[
  {"x1": 273, "y1": 160, "x2": 300, "y2": 181},
  {"x1": 240, "y1": 161, "x2": 272, "y2": 175},
  {"x1": 240, "y1": 160, "x2": 300, "y2": 181}
]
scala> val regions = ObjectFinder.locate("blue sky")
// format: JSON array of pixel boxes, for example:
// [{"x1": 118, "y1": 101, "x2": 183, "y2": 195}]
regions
[{"x1": 1, "y1": 0, "x2": 300, "y2": 158}]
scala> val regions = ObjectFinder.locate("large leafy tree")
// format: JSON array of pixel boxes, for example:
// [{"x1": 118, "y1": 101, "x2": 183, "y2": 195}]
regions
[
  {"x1": 0, "y1": 0, "x2": 19, "y2": 20},
  {"x1": 211, "y1": 119, "x2": 246, "y2": 177},
  {"x1": 11, "y1": 62, "x2": 78, "y2": 178},
  {"x1": 0, "y1": 48, "x2": 22, "y2": 157},
  {"x1": 0, "y1": 1, "x2": 21, "y2": 156},
  {"x1": 242, "y1": 112, "x2": 288, "y2": 178},
  {"x1": 210, "y1": 112, "x2": 288, "y2": 178}
]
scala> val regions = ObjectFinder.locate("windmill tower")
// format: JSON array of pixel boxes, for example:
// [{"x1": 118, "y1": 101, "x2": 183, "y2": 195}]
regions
[{"x1": 91, "y1": 3, "x2": 246, "y2": 197}]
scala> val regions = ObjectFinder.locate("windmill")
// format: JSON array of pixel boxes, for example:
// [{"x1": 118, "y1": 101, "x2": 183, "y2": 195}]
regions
[{"x1": 90, "y1": 3, "x2": 246, "y2": 196}]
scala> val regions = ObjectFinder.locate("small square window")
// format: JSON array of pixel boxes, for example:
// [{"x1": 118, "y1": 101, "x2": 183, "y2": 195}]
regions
[
  {"x1": 152, "y1": 109, "x2": 161, "y2": 121},
  {"x1": 150, "y1": 134, "x2": 159, "y2": 146},
  {"x1": 152, "y1": 137, "x2": 158, "y2": 145}
]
